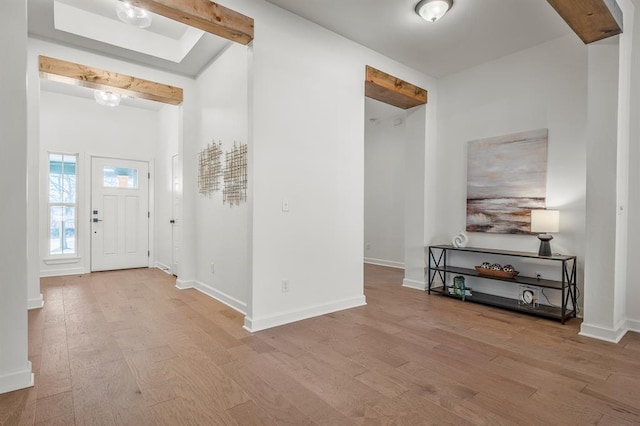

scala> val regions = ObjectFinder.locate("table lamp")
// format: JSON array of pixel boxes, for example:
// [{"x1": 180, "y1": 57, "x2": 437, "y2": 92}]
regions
[{"x1": 530, "y1": 210, "x2": 559, "y2": 256}]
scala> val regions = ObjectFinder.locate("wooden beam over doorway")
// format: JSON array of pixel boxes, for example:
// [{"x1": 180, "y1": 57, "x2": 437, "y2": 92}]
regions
[
  {"x1": 365, "y1": 66, "x2": 427, "y2": 110},
  {"x1": 547, "y1": 0, "x2": 622, "y2": 44},
  {"x1": 39, "y1": 55, "x2": 184, "y2": 105},
  {"x1": 129, "y1": 0, "x2": 254, "y2": 45}
]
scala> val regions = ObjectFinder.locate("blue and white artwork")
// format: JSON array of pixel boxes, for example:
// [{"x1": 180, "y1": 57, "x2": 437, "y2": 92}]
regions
[{"x1": 466, "y1": 129, "x2": 548, "y2": 234}]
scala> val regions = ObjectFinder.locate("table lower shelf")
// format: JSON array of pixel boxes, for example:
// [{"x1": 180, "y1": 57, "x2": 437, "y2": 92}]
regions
[{"x1": 429, "y1": 286, "x2": 574, "y2": 322}]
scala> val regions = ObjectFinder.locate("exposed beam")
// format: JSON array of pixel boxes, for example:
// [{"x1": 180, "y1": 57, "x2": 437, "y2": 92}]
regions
[
  {"x1": 39, "y1": 55, "x2": 184, "y2": 105},
  {"x1": 365, "y1": 66, "x2": 427, "y2": 110},
  {"x1": 129, "y1": 0, "x2": 254, "y2": 45},
  {"x1": 547, "y1": 0, "x2": 622, "y2": 44}
]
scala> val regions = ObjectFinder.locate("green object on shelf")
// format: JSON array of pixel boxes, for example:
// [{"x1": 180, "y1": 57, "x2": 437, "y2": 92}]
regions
[{"x1": 453, "y1": 275, "x2": 466, "y2": 301}]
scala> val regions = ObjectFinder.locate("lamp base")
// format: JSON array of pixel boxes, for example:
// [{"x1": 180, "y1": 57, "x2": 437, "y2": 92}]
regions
[{"x1": 537, "y1": 234, "x2": 553, "y2": 256}]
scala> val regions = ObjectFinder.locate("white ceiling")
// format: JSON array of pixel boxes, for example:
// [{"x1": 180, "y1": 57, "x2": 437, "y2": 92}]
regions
[
  {"x1": 29, "y1": 0, "x2": 576, "y2": 110},
  {"x1": 28, "y1": 0, "x2": 230, "y2": 78},
  {"x1": 264, "y1": 0, "x2": 574, "y2": 78}
]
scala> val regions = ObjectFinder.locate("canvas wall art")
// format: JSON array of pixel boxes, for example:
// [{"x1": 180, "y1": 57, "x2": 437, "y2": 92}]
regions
[{"x1": 466, "y1": 129, "x2": 548, "y2": 234}]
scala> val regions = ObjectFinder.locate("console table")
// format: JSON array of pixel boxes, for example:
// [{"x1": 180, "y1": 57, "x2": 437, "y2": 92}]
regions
[{"x1": 427, "y1": 245, "x2": 577, "y2": 323}]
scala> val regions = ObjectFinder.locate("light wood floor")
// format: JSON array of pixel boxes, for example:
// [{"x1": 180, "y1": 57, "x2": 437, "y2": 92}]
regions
[{"x1": 1, "y1": 265, "x2": 639, "y2": 425}]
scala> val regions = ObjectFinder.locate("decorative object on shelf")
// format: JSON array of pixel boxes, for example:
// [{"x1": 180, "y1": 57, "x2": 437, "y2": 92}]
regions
[
  {"x1": 466, "y1": 129, "x2": 548, "y2": 234},
  {"x1": 451, "y1": 231, "x2": 468, "y2": 248},
  {"x1": 475, "y1": 265, "x2": 519, "y2": 279},
  {"x1": 531, "y1": 209, "x2": 560, "y2": 256},
  {"x1": 502, "y1": 264, "x2": 516, "y2": 273},
  {"x1": 518, "y1": 285, "x2": 539, "y2": 308},
  {"x1": 489, "y1": 263, "x2": 502, "y2": 270},
  {"x1": 450, "y1": 275, "x2": 468, "y2": 300},
  {"x1": 223, "y1": 142, "x2": 248, "y2": 206},
  {"x1": 415, "y1": 0, "x2": 453, "y2": 23},
  {"x1": 198, "y1": 141, "x2": 223, "y2": 197},
  {"x1": 480, "y1": 261, "x2": 492, "y2": 269}
]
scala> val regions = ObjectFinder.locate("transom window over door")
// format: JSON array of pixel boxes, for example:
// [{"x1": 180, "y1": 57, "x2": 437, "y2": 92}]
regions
[{"x1": 49, "y1": 153, "x2": 77, "y2": 256}]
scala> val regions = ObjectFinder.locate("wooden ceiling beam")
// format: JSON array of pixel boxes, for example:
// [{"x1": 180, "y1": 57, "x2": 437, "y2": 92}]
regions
[
  {"x1": 39, "y1": 55, "x2": 184, "y2": 105},
  {"x1": 129, "y1": 0, "x2": 254, "y2": 45},
  {"x1": 547, "y1": 0, "x2": 622, "y2": 44},
  {"x1": 365, "y1": 66, "x2": 427, "y2": 110}
]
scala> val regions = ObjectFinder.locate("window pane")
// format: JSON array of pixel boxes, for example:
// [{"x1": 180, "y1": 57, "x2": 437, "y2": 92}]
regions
[
  {"x1": 49, "y1": 172, "x2": 63, "y2": 203},
  {"x1": 103, "y1": 166, "x2": 139, "y2": 188},
  {"x1": 50, "y1": 206, "x2": 63, "y2": 254},
  {"x1": 62, "y1": 155, "x2": 77, "y2": 203},
  {"x1": 62, "y1": 207, "x2": 76, "y2": 254}
]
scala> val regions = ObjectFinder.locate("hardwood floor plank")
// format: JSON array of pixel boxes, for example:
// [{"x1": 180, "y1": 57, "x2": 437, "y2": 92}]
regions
[
  {"x1": 218, "y1": 361, "x2": 314, "y2": 425},
  {"x1": 6, "y1": 265, "x2": 636, "y2": 425}
]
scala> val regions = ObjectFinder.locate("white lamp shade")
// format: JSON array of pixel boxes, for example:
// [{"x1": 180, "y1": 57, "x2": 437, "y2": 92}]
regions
[
  {"x1": 416, "y1": 0, "x2": 452, "y2": 22},
  {"x1": 531, "y1": 210, "x2": 560, "y2": 233}
]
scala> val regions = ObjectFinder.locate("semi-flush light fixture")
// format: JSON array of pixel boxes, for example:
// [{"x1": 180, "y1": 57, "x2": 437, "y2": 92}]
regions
[
  {"x1": 94, "y1": 90, "x2": 121, "y2": 107},
  {"x1": 415, "y1": 0, "x2": 453, "y2": 23},
  {"x1": 116, "y1": 1, "x2": 152, "y2": 28}
]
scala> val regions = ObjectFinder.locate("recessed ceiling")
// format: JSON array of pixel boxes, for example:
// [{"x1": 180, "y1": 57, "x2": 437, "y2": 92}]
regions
[
  {"x1": 264, "y1": 0, "x2": 574, "y2": 78},
  {"x1": 28, "y1": 0, "x2": 230, "y2": 78}
]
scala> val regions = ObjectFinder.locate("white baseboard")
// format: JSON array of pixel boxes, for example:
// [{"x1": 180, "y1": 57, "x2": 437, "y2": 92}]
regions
[
  {"x1": 626, "y1": 318, "x2": 640, "y2": 333},
  {"x1": 154, "y1": 262, "x2": 172, "y2": 275},
  {"x1": 243, "y1": 295, "x2": 367, "y2": 333},
  {"x1": 364, "y1": 258, "x2": 405, "y2": 269},
  {"x1": 28, "y1": 294, "x2": 44, "y2": 310},
  {"x1": 402, "y1": 278, "x2": 426, "y2": 291},
  {"x1": 579, "y1": 320, "x2": 628, "y2": 343},
  {"x1": 0, "y1": 362, "x2": 34, "y2": 394},
  {"x1": 40, "y1": 267, "x2": 85, "y2": 278},
  {"x1": 175, "y1": 279, "x2": 193, "y2": 290},
  {"x1": 174, "y1": 279, "x2": 246, "y2": 315}
]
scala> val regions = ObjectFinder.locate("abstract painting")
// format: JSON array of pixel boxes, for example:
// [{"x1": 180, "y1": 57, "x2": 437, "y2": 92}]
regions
[{"x1": 466, "y1": 129, "x2": 548, "y2": 234}]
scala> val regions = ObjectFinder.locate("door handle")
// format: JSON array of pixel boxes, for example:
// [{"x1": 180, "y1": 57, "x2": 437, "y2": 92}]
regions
[
  {"x1": 93, "y1": 218, "x2": 103, "y2": 223},
  {"x1": 170, "y1": 219, "x2": 176, "y2": 224}
]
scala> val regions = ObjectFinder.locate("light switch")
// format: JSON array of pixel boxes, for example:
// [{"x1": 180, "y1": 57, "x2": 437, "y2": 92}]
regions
[{"x1": 282, "y1": 199, "x2": 289, "y2": 212}]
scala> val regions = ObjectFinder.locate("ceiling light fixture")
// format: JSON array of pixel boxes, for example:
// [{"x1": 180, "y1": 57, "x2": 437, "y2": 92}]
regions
[
  {"x1": 94, "y1": 90, "x2": 121, "y2": 107},
  {"x1": 415, "y1": 0, "x2": 453, "y2": 23},
  {"x1": 116, "y1": 1, "x2": 152, "y2": 29}
]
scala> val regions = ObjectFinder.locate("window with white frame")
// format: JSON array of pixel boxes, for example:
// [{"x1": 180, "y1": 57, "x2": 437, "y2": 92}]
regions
[{"x1": 49, "y1": 153, "x2": 77, "y2": 256}]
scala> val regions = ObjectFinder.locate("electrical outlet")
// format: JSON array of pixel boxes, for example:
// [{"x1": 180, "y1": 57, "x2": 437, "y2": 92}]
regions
[
  {"x1": 366, "y1": 244, "x2": 371, "y2": 251},
  {"x1": 281, "y1": 279, "x2": 290, "y2": 293},
  {"x1": 211, "y1": 263, "x2": 215, "y2": 274}
]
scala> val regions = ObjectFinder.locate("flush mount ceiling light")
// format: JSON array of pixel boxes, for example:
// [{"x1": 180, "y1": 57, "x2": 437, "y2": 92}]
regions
[
  {"x1": 94, "y1": 90, "x2": 121, "y2": 107},
  {"x1": 116, "y1": 1, "x2": 152, "y2": 28},
  {"x1": 415, "y1": 0, "x2": 453, "y2": 23}
]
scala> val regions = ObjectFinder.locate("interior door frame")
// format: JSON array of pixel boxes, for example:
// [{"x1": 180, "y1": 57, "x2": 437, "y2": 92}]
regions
[{"x1": 88, "y1": 154, "x2": 154, "y2": 272}]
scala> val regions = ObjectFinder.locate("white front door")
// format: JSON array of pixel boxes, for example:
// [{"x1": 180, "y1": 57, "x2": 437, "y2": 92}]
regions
[
  {"x1": 171, "y1": 154, "x2": 181, "y2": 276},
  {"x1": 91, "y1": 157, "x2": 150, "y2": 272}
]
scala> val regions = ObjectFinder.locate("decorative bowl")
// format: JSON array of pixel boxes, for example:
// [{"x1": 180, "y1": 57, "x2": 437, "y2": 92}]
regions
[{"x1": 475, "y1": 266, "x2": 519, "y2": 279}]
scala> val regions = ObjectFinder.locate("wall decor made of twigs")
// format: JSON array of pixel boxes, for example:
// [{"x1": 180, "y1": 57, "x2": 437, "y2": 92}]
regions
[
  {"x1": 197, "y1": 140, "x2": 247, "y2": 207},
  {"x1": 198, "y1": 141, "x2": 223, "y2": 197},
  {"x1": 223, "y1": 142, "x2": 248, "y2": 206}
]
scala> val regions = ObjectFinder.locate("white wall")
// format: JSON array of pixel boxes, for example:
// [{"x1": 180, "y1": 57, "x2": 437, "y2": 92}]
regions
[
  {"x1": 0, "y1": 0, "x2": 33, "y2": 394},
  {"x1": 220, "y1": 0, "x2": 438, "y2": 331},
  {"x1": 38, "y1": 91, "x2": 161, "y2": 276},
  {"x1": 179, "y1": 43, "x2": 250, "y2": 313},
  {"x1": 154, "y1": 105, "x2": 181, "y2": 273},
  {"x1": 436, "y1": 35, "x2": 588, "y2": 305},
  {"x1": 624, "y1": 1, "x2": 640, "y2": 332},
  {"x1": 364, "y1": 103, "x2": 406, "y2": 269}
]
